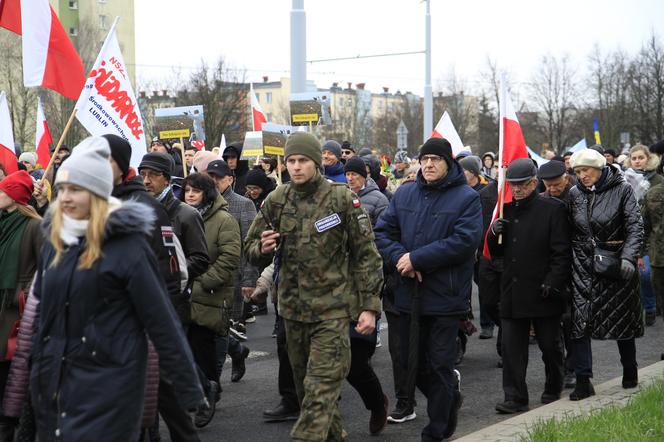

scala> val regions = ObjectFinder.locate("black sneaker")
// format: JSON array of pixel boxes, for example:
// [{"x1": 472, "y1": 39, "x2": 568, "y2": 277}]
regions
[
  {"x1": 231, "y1": 345, "x2": 250, "y2": 382},
  {"x1": 387, "y1": 401, "x2": 416, "y2": 424},
  {"x1": 443, "y1": 370, "x2": 463, "y2": 439},
  {"x1": 194, "y1": 381, "x2": 219, "y2": 428}
]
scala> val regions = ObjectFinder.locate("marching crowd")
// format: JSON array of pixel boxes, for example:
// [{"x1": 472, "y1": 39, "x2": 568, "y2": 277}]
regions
[{"x1": 0, "y1": 131, "x2": 662, "y2": 442}]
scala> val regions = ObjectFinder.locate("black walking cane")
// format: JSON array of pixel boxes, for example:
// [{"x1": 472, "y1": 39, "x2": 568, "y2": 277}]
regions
[{"x1": 406, "y1": 278, "x2": 421, "y2": 406}]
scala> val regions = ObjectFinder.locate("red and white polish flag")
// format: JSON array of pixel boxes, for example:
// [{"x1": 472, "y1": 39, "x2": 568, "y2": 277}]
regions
[
  {"x1": 250, "y1": 84, "x2": 267, "y2": 131},
  {"x1": 0, "y1": 0, "x2": 85, "y2": 100},
  {"x1": 75, "y1": 17, "x2": 146, "y2": 167},
  {"x1": 482, "y1": 75, "x2": 529, "y2": 259},
  {"x1": 431, "y1": 111, "x2": 465, "y2": 157},
  {"x1": 35, "y1": 97, "x2": 52, "y2": 167},
  {"x1": 0, "y1": 91, "x2": 17, "y2": 174}
]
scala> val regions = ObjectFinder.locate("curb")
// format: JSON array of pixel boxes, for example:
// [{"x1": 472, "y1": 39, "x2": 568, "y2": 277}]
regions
[{"x1": 454, "y1": 360, "x2": 664, "y2": 441}]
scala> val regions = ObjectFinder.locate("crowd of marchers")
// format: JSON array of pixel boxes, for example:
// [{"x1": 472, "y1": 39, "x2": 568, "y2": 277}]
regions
[{"x1": 0, "y1": 133, "x2": 661, "y2": 442}]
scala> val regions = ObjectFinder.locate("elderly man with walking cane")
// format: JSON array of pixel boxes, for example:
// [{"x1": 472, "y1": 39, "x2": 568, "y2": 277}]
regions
[{"x1": 375, "y1": 137, "x2": 484, "y2": 442}]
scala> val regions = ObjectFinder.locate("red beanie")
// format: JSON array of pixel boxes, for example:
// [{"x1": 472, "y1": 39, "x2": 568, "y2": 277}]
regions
[{"x1": 0, "y1": 170, "x2": 34, "y2": 206}]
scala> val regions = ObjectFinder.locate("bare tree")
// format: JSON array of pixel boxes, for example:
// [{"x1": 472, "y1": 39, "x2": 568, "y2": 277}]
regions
[
  {"x1": 528, "y1": 54, "x2": 580, "y2": 152},
  {"x1": 173, "y1": 58, "x2": 248, "y2": 146},
  {"x1": 628, "y1": 34, "x2": 664, "y2": 145},
  {"x1": 587, "y1": 45, "x2": 632, "y2": 149},
  {"x1": 0, "y1": 30, "x2": 37, "y2": 149}
]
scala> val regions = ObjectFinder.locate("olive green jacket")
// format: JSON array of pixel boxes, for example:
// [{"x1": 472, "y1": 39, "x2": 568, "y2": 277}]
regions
[
  {"x1": 643, "y1": 182, "x2": 664, "y2": 267},
  {"x1": 245, "y1": 172, "x2": 383, "y2": 323},
  {"x1": 191, "y1": 194, "x2": 241, "y2": 334}
]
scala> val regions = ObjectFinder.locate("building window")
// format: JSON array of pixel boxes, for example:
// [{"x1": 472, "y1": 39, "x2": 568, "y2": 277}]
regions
[
  {"x1": 266, "y1": 92, "x2": 272, "y2": 104},
  {"x1": 69, "y1": 27, "x2": 78, "y2": 36},
  {"x1": 68, "y1": 1, "x2": 78, "y2": 9},
  {"x1": 100, "y1": 15, "x2": 108, "y2": 30},
  {"x1": 338, "y1": 98, "x2": 344, "y2": 108},
  {"x1": 266, "y1": 113, "x2": 272, "y2": 121}
]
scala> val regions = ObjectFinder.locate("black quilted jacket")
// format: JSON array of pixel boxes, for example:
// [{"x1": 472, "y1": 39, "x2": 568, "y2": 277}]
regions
[{"x1": 568, "y1": 165, "x2": 644, "y2": 340}]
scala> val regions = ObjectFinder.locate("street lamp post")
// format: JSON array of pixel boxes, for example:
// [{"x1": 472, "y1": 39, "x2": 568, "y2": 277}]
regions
[
  {"x1": 423, "y1": 0, "x2": 432, "y2": 143},
  {"x1": 291, "y1": 0, "x2": 307, "y2": 94}
]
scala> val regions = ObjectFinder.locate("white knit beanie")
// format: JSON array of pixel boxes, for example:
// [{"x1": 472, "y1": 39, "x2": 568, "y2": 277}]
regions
[
  {"x1": 570, "y1": 149, "x2": 606, "y2": 170},
  {"x1": 55, "y1": 137, "x2": 113, "y2": 199}
]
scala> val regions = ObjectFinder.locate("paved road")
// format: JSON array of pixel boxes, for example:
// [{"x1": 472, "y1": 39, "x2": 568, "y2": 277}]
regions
[{"x1": 162, "y1": 291, "x2": 664, "y2": 441}]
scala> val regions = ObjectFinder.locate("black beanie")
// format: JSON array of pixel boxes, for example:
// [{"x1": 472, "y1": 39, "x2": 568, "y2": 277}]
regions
[
  {"x1": 419, "y1": 137, "x2": 453, "y2": 166},
  {"x1": 103, "y1": 134, "x2": 131, "y2": 177},
  {"x1": 138, "y1": 152, "x2": 174, "y2": 178},
  {"x1": 343, "y1": 156, "x2": 368, "y2": 178},
  {"x1": 246, "y1": 168, "x2": 273, "y2": 191}
]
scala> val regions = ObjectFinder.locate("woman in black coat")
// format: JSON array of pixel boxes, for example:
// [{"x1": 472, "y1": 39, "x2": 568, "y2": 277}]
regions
[
  {"x1": 29, "y1": 138, "x2": 204, "y2": 441},
  {"x1": 567, "y1": 149, "x2": 644, "y2": 401}
]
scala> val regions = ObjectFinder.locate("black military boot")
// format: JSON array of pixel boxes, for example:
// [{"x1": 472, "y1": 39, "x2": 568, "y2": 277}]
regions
[{"x1": 569, "y1": 376, "x2": 595, "y2": 401}]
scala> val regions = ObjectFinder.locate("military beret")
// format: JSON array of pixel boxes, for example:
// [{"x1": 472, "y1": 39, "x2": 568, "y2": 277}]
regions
[
  {"x1": 506, "y1": 158, "x2": 537, "y2": 182},
  {"x1": 538, "y1": 160, "x2": 566, "y2": 179}
]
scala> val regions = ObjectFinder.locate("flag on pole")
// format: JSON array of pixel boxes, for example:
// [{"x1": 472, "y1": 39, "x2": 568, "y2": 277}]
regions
[
  {"x1": 483, "y1": 76, "x2": 529, "y2": 259},
  {"x1": 0, "y1": 0, "x2": 85, "y2": 100},
  {"x1": 569, "y1": 138, "x2": 587, "y2": 153},
  {"x1": 218, "y1": 133, "x2": 226, "y2": 158},
  {"x1": 250, "y1": 84, "x2": 267, "y2": 131},
  {"x1": 35, "y1": 97, "x2": 52, "y2": 167},
  {"x1": 0, "y1": 91, "x2": 17, "y2": 174},
  {"x1": 593, "y1": 119, "x2": 601, "y2": 145},
  {"x1": 431, "y1": 111, "x2": 465, "y2": 157},
  {"x1": 74, "y1": 17, "x2": 146, "y2": 167}
]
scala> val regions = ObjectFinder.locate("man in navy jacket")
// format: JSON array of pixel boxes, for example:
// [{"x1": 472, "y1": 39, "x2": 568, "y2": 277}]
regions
[{"x1": 375, "y1": 138, "x2": 483, "y2": 442}]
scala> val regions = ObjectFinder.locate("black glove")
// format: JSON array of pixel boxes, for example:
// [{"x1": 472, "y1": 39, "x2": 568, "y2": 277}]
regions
[
  {"x1": 491, "y1": 218, "x2": 510, "y2": 235},
  {"x1": 620, "y1": 259, "x2": 635, "y2": 280}
]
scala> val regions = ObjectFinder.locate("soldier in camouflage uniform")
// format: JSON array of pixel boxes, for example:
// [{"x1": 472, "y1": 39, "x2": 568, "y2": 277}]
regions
[
  {"x1": 642, "y1": 181, "x2": 664, "y2": 317},
  {"x1": 245, "y1": 132, "x2": 383, "y2": 441}
]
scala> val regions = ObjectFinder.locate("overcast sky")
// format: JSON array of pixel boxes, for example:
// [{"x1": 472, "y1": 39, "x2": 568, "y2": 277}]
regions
[{"x1": 134, "y1": 0, "x2": 664, "y2": 97}]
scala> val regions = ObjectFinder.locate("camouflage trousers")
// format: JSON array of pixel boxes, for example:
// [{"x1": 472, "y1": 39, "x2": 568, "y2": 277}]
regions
[{"x1": 284, "y1": 318, "x2": 351, "y2": 442}]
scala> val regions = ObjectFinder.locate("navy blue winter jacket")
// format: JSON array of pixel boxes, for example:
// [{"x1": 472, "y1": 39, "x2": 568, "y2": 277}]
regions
[
  {"x1": 374, "y1": 161, "x2": 483, "y2": 316},
  {"x1": 324, "y1": 162, "x2": 347, "y2": 183}
]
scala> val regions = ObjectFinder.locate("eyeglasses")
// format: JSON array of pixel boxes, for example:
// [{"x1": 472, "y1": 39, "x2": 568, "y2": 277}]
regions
[
  {"x1": 342, "y1": 150, "x2": 353, "y2": 155},
  {"x1": 140, "y1": 170, "x2": 164, "y2": 180},
  {"x1": 419, "y1": 155, "x2": 443, "y2": 165}
]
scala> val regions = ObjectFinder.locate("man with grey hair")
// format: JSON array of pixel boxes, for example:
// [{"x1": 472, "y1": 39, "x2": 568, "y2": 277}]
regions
[{"x1": 487, "y1": 158, "x2": 571, "y2": 414}]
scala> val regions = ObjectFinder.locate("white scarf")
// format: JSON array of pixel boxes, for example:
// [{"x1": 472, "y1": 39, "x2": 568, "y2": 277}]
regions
[{"x1": 60, "y1": 214, "x2": 89, "y2": 246}]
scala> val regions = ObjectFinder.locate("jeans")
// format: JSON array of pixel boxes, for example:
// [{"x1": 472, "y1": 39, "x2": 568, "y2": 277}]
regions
[
  {"x1": 640, "y1": 256, "x2": 657, "y2": 313},
  {"x1": 572, "y1": 336, "x2": 636, "y2": 377},
  {"x1": 399, "y1": 314, "x2": 459, "y2": 442},
  {"x1": 216, "y1": 334, "x2": 243, "y2": 380}
]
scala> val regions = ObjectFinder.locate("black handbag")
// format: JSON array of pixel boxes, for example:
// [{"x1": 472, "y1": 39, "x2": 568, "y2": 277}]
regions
[
  {"x1": 586, "y1": 194, "x2": 622, "y2": 279},
  {"x1": 592, "y1": 246, "x2": 622, "y2": 278}
]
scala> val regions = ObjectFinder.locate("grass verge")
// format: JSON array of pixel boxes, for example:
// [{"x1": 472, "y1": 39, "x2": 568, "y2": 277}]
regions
[{"x1": 521, "y1": 380, "x2": 664, "y2": 441}]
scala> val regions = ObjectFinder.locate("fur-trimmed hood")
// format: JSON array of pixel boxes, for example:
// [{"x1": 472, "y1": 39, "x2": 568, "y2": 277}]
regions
[
  {"x1": 624, "y1": 151, "x2": 661, "y2": 172},
  {"x1": 42, "y1": 197, "x2": 155, "y2": 241}
]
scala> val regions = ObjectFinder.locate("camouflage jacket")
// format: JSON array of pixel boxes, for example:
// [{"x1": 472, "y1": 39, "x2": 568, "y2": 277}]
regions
[
  {"x1": 642, "y1": 183, "x2": 664, "y2": 266},
  {"x1": 245, "y1": 172, "x2": 383, "y2": 323}
]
